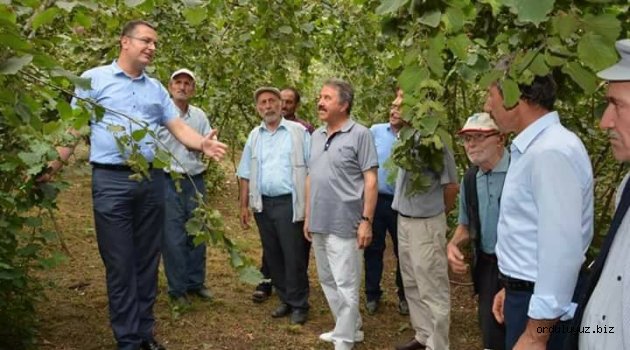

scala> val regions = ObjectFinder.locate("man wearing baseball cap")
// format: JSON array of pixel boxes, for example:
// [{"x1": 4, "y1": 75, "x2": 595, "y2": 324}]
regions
[
  {"x1": 447, "y1": 112, "x2": 507, "y2": 350},
  {"x1": 566, "y1": 39, "x2": 630, "y2": 350},
  {"x1": 159, "y1": 68, "x2": 214, "y2": 306}
]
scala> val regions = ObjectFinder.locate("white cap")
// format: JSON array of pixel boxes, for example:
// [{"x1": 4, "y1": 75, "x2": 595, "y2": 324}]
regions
[
  {"x1": 458, "y1": 112, "x2": 499, "y2": 134},
  {"x1": 170, "y1": 68, "x2": 196, "y2": 81},
  {"x1": 597, "y1": 39, "x2": 630, "y2": 82}
]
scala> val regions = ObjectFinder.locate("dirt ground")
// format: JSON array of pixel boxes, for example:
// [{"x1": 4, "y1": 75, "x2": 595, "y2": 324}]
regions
[{"x1": 35, "y1": 155, "x2": 481, "y2": 350}]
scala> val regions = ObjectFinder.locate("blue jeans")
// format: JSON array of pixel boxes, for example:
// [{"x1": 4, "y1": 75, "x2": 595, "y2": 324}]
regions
[
  {"x1": 364, "y1": 194, "x2": 404, "y2": 302},
  {"x1": 92, "y1": 167, "x2": 164, "y2": 350},
  {"x1": 162, "y1": 174, "x2": 207, "y2": 298}
]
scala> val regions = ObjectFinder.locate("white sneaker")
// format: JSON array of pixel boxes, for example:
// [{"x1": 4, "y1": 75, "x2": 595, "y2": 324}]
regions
[{"x1": 318, "y1": 330, "x2": 364, "y2": 343}]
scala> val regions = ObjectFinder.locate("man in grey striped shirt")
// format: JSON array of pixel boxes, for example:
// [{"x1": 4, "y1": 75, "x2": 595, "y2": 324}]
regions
[{"x1": 159, "y1": 68, "x2": 213, "y2": 306}]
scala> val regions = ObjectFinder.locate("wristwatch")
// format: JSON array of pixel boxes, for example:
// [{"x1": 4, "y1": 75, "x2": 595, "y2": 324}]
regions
[{"x1": 360, "y1": 215, "x2": 372, "y2": 224}]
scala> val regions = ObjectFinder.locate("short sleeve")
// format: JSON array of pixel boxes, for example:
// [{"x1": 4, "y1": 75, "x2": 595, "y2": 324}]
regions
[
  {"x1": 159, "y1": 85, "x2": 179, "y2": 125},
  {"x1": 440, "y1": 145, "x2": 458, "y2": 185},
  {"x1": 237, "y1": 132, "x2": 253, "y2": 180},
  {"x1": 358, "y1": 128, "x2": 378, "y2": 172}
]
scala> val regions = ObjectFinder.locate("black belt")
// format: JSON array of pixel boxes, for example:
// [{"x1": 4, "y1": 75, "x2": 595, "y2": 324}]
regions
[
  {"x1": 378, "y1": 193, "x2": 394, "y2": 200},
  {"x1": 479, "y1": 252, "x2": 497, "y2": 263},
  {"x1": 399, "y1": 213, "x2": 430, "y2": 219},
  {"x1": 261, "y1": 194, "x2": 292, "y2": 201},
  {"x1": 499, "y1": 272, "x2": 535, "y2": 292},
  {"x1": 91, "y1": 162, "x2": 153, "y2": 171},
  {"x1": 166, "y1": 170, "x2": 206, "y2": 178}
]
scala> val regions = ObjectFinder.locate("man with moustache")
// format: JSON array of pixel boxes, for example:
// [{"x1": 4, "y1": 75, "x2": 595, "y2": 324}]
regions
[
  {"x1": 158, "y1": 68, "x2": 213, "y2": 306},
  {"x1": 447, "y1": 112, "x2": 507, "y2": 350},
  {"x1": 486, "y1": 75, "x2": 593, "y2": 350},
  {"x1": 363, "y1": 87, "x2": 408, "y2": 316},
  {"x1": 41, "y1": 20, "x2": 228, "y2": 350},
  {"x1": 392, "y1": 89, "x2": 459, "y2": 350},
  {"x1": 251, "y1": 86, "x2": 315, "y2": 303},
  {"x1": 238, "y1": 87, "x2": 311, "y2": 325},
  {"x1": 566, "y1": 39, "x2": 630, "y2": 350},
  {"x1": 305, "y1": 79, "x2": 378, "y2": 349}
]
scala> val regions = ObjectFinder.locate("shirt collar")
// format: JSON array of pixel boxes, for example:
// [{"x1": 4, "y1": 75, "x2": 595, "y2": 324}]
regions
[
  {"x1": 320, "y1": 118, "x2": 355, "y2": 135},
  {"x1": 111, "y1": 60, "x2": 147, "y2": 80},
  {"x1": 511, "y1": 111, "x2": 559, "y2": 154},
  {"x1": 477, "y1": 148, "x2": 510, "y2": 177},
  {"x1": 258, "y1": 117, "x2": 288, "y2": 132}
]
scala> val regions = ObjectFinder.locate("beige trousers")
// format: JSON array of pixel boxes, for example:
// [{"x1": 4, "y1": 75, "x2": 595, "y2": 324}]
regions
[{"x1": 398, "y1": 213, "x2": 450, "y2": 350}]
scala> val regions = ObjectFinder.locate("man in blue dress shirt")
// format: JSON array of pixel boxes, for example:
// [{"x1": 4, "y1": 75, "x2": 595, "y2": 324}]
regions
[
  {"x1": 485, "y1": 75, "x2": 593, "y2": 350},
  {"x1": 237, "y1": 87, "x2": 311, "y2": 325},
  {"x1": 364, "y1": 87, "x2": 407, "y2": 315},
  {"x1": 44, "y1": 20, "x2": 227, "y2": 350},
  {"x1": 447, "y1": 112, "x2": 507, "y2": 350}
]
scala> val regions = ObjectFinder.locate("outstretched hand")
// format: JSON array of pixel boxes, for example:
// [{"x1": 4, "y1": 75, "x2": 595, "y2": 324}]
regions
[{"x1": 201, "y1": 130, "x2": 228, "y2": 161}]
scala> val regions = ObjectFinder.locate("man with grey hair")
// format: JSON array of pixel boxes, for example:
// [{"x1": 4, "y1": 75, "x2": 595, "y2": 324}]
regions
[
  {"x1": 159, "y1": 68, "x2": 213, "y2": 306},
  {"x1": 305, "y1": 79, "x2": 378, "y2": 349},
  {"x1": 238, "y1": 87, "x2": 311, "y2": 325},
  {"x1": 566, "y1": 39, "x2": 630, "y2": 350},
  {"x1": 448, "y1": 112, "x2": 507, "y2": 350}
]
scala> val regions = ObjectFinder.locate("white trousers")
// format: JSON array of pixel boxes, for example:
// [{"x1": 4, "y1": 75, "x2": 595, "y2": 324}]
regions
[
  {"x1": 398, "y1": 213, "x2": 450, "y2": 350},
  {"x1": 312, "y1": 233, "x2": 363, "y2": 350}
]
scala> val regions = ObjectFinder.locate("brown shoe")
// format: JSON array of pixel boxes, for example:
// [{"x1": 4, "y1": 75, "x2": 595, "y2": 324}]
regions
[{"x1": 394, "y1": 338, "x2": 426, "y2": 350}]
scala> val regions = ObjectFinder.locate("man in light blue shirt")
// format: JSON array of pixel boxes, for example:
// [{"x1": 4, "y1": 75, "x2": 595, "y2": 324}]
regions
[
  {"x1": 237, "y1": 87, "x2": 311, "y2": 325},
  {"x1": 485, "y1": 75, "x2": 593, "y2": 350},
  {"x1": 44, "y1": 20, "x2": 227, "y2": 350},
  {"x1": 364, "y1": 88, "x2": 407, "y2": 316},
  {"x1": 447, "y1": 112, "x2": 508, "y2": 350}
]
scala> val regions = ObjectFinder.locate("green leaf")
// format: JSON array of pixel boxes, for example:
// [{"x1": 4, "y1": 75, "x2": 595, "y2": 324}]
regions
[
  {"x1": 32, "y1": 7, "x2": 61, "y2": 31},
  {"x1": 551, "y1": 13, "x2": 578, "y2": 37},
  {"x1": 528, "y1": 54, "x2": 549, "y2": 76},
  {"x1": 478, "y1": 0, "x2": 503, "y2": 16},
  {"x1": 501, "y1": 78, "x2": 520, "y2": 108},
  {"x1": 419, "y1": 10, "x2": 442, "y2": 28},
  {"x1": 0, "y1": 33, "x2": 31, "y2": 51},
  {"x1": 238, "y1": 265, "x2": 263, "y2": 285},
  {"x1": 124, "y1": 0, "x2": 146, "y2": 7},
  {"x1": 278, "y1": 26, "x2": 293, "y2": 34},
  {"x1": 375, "y1": 0, "x2": 409, "y2": 15},
  {"x1": 478, "y1": 69, "x2": 502, "y2": 89},
  {"x1": 514, "y1": 0, "x2": 554, "y2": 26},
  {"x1": 446, "y1": 34, "x2": 471, "y2": 60},
  {"x1": 57, "y1": 100, "x2": 72, "y2": 120},
  {"x1": 582, "y1": 14, "x2": 621, "y2": 44},
  {"x1": 229, "y1": 249, "x2": 244, "y2": 268},
  {"x1": 443, "y1": 7, "x2": 465, "y2": 32},
  {"x1": 50, "y1": 68, "x2": 92, "y2": 89},
  {"x1": 398, "y1": 64, "x2": 427, "y2": 94},
  {"x1": 182, "y1": 7, "x2": 207, "y2": 26},
  {"x1": 562, "y1": 62, "x2": 597, "y2": 94},
  {"x1": 578, "y1": 32, "x2": 619, "y2": 72},
  {"x1": 0, "y1": 55, "x2": 33, "y2": 75},
  {"x1": 131, "y1": 129, "x2": 147, "y2": 141}
]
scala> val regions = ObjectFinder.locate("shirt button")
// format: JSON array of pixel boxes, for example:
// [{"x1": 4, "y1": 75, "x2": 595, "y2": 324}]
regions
[
  {"x1": 618, "y1": 275, "x2": 622, "y2": 281},
  {"x1": 602, "y1": 315, "x2": 606, "y2": 321}
]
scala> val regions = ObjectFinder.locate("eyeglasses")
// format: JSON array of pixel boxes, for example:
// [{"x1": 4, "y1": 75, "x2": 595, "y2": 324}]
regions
[
  {"x1": 459, "y1": 132, "x2": 499, "y2": 144},
  {"x1": 126, "y1": 35, "x2": 157, "y2": 48}
]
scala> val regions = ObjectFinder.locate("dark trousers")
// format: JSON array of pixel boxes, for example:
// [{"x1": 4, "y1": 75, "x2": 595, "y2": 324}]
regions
[
  {"x1": 504, "y1": 288, "x2": 570, "y2": 350},
  {"x1": 253, "y1": 195, "x2": 309, "y2": 309},
  {"x1": 162, "y1": 174, "x2": 206, "y2": 298},
  {"x1": 92, "y1": 168, "x2": 164, "y2": 350},
  {"x1": 476, "y1": 255, "x2": 505, "y2": 350},
  {"x1": 364, "y1": 194, "x2": 404, "y2": 302}
]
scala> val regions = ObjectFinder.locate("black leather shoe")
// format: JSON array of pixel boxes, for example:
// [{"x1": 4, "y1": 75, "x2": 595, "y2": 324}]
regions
[
  {"x1": 252, "y1": 282, "x2": 272, "y2": 303},
  {"x1": 290, "y1": 309, "x2": 308, "y2": 325},
  {"x1": 140, "y1": 339, "x2": 166, "y2": 350},
  {"x1": 271, "y1": 303, "x2": 291, "y2": 318},
  {"x1": 395, "y1": 338, "x2": 426, "y2": 350}
]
